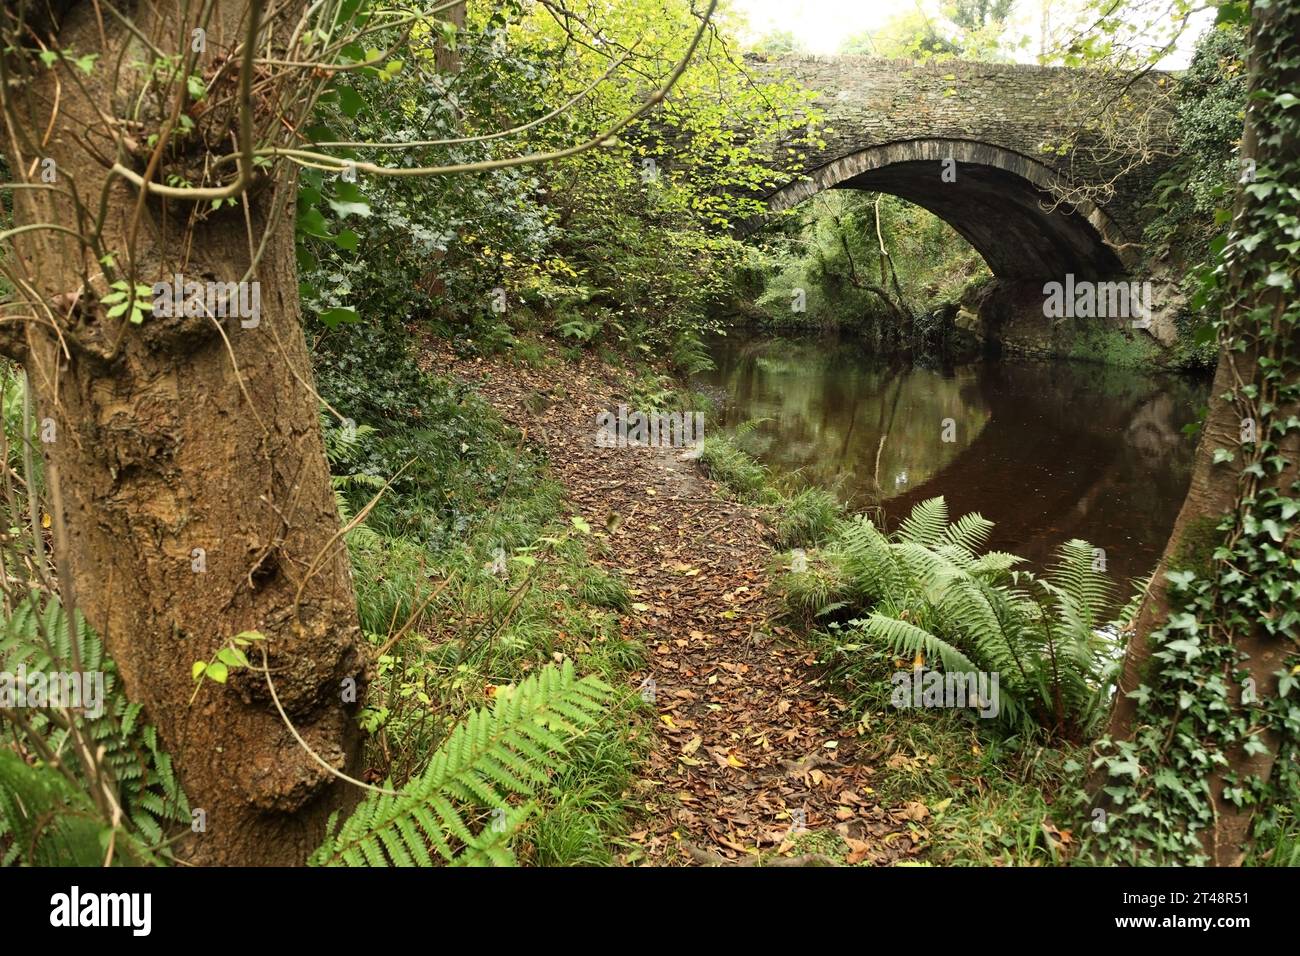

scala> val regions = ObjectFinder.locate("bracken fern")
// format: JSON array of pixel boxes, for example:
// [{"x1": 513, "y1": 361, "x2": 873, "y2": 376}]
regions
[{"x1": 310, "y1": 661, "x2": 610, "y2": 867}]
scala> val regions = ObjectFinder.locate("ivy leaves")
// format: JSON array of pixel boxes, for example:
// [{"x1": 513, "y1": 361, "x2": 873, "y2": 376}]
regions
[{"x1": 1077, "y1": 0, "x2": 1300, "y2": 865}]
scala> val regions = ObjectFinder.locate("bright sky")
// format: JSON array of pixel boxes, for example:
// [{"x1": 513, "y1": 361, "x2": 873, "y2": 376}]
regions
[
  {"x1": 727, "y1": 0, "x2": 904, "y2": 54},
  {"x1": 725, "y1": 0, "x2": 1212, "y2": 68}
]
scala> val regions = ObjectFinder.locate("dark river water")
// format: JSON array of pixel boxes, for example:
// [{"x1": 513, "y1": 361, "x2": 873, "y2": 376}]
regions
[{"x1": 697, "y1": 333, "x2": 1213, "y2": 589}]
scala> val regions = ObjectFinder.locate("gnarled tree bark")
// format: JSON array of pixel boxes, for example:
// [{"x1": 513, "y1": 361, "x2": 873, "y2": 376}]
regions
[{"x1": 2, "y1": 1, "x2": 365, "y2": 864}]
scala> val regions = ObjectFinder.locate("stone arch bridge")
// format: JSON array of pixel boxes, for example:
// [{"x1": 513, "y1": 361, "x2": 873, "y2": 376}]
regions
[{"x1": 746, "y1": 55, "x2": 1177, "y2": 282}]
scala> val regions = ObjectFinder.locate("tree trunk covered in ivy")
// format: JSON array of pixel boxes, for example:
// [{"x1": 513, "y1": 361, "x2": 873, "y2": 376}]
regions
[
  {"x1": 1, "y1": 2, "x2": 365, "y2": 865},
  {"x1": 1094, "y1": 0, "x2": 1300, "y2": 866}
]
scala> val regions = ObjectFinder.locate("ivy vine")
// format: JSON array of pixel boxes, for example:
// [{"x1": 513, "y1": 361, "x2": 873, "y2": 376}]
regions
[{"x1": 1073, "y1": 0, "x2": 1300, "y2": 864}]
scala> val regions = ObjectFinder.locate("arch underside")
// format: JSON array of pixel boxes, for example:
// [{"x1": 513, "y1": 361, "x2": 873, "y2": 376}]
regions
[{"x1": 769, "y1": 140, "x2": 1130, "y2": 280}]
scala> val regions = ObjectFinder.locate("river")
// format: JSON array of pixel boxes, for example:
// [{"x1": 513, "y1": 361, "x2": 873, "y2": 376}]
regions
[{"x1": 696, "y1": 332, "x2": 1213, "y2": 589}]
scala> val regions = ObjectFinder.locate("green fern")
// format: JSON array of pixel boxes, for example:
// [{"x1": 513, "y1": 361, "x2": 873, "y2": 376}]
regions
[
  {"x1": 0, "y1": 595, "x2": 188, "y2": 863},
  {"x1": 896, "y1": 496, "x2": 950, "y2": 548},
  {"x1": 0, "y1": 751, "x2": 106, "y2": 866},
  {"x1": 941, "y1": 510, "x2": 995, "y2": 557},
  {"x1": 323, "y1": 415, "x2": 386, "y2": 498},
  {"x1": 1044, "y1": 538, "x2": 1114, "y2": 637},
  {"x1": 311, "y1": 661, "x2": 610, "y2": 867},
  {"x1": 834, "y1": 515, "x2": 899, "y2": 602},
  {"x1": 733, "y1": 416, "x2": 774, "y2": 439},
  {"x1": 967, "y1": 550, "x2": 1024, "y2": 578},
  {"x1": 322, "y1": 415, "x2": 377, "y2": 465},
  {"x1": 860, "y1": 613, "x2": 980, "y2": 674},
  {"x1": 783, "y1": 498, "x2": 1119, "y2": 739}
]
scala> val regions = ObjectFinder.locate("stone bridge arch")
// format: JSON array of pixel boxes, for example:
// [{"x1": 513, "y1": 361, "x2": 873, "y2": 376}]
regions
[
  {"x1": 748, "y1": 55, "x2": 1177, "y2": 281},
  {"x1": 767, "y1": 137, "x2": 1129, "y2": 279}
]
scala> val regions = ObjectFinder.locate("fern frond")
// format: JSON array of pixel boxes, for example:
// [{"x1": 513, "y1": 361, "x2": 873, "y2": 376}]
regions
[
  {"x1": 311, "y1": 661, "x2": 610, "y2": 867},
  {"x1": 858, "y1": 613, "x2": 980, "y2": 675},
  {"x1": 896, "y1": 497, "x2": 948, "y2": 547},
  {"x1": 0, "y1": 594, "x2": 188, "y2": 862},
  {"x1": 967, "y1": 551, "x2": 1025, "y2": 579},
  {"x1": 941, "y1": 511, "x2": 994, "y2": 559},
  {"x1": 0, "y1": 752, "x2": 104, "y2": 867},
  {"x1": 835, "y1": 515, "x2": 897, "y2": 600},
  {"x1": 1046, "y1": 538, "x2": 1114, "y2": 635},
  {"x1": 733, "y1": 417, "x2": 773, "y2": 438},
  {"x1": 0, "y1": 751, "x2": 158, "y2": 866},
  {"x1": 891, "y1": 541, "x2": 969, "y2": 597}
]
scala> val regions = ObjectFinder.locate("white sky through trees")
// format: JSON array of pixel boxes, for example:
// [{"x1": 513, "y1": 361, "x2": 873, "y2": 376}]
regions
[{"x1": 725, "y1": 0, "x2": 1213, "y2": 67}]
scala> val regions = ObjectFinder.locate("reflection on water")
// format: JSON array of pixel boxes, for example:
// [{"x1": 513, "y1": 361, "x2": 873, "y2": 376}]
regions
[{"x1": 697, "y1": 333, "x2": 1212, "y2": 588}]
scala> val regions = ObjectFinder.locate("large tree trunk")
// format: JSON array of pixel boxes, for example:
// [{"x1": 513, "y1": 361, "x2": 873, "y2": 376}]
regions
[
  {"x1": 1104, "y1": 354, "x2": 1247, "y2": 739},
  {"x1": 1097, "y1": 0, "x2": 1299, "y2": 866},
  {"x1": 2, "y1": 3, "x2": 364, "y2": 865}
]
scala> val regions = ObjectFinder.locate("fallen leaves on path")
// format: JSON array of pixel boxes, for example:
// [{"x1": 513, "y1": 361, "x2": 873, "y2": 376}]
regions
[{"x1": 426, "y1": 338, "x2": 917, "y2": 865}]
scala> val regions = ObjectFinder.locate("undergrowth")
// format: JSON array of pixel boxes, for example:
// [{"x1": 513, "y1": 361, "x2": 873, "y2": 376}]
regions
[
  {"x1": 312, "y1": 315, "x2": 649, "y2": 865},
  {"x1": 0, "y1": 312, "x2": 652, "y2": 868},
  {"x1": 698, "y1": 432, "x2": 844, "y2": 550},
  {"x1": 808, "y1": 631, "x2": 1085, "y2": 866}
]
